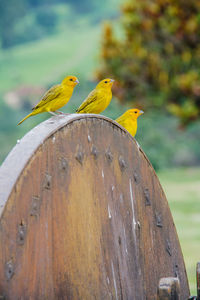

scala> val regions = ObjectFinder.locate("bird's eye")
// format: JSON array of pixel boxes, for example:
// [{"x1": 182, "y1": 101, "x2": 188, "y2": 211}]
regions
[
  {"x1": 134, "y1": 111, "x2": 137, "y2": 114},
  {"x1": 104, "y1": 81, "x2": 108, "y2": 83},
  {"x1": 69, "y1": 78, "x2": 73, "y2": 81}
]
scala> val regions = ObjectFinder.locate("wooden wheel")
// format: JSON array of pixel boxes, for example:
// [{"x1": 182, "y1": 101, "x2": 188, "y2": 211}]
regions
[{"x1": 0, "y1": 114, "x2": 189, "y2": 299}]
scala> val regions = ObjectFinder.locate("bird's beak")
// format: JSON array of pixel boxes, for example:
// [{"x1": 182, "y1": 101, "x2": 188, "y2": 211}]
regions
[
  {"x1": 75, "y1": 79, "x2": 79, "y2": 84},
  {"x1": 139, "y1": 110, "x2": 144, "y2": 115},
  {"x1": 110, "y1": 79, "x2": 115, "y2": 83}
]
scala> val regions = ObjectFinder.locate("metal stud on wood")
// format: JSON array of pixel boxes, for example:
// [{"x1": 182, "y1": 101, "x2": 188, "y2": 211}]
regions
[
  {"x1": 91, "y1": 145, "x2": 98, "y2": 159},
  {"x1": 30, "y1": 196, "x2": 41, "y2": 217},
  {"x1": 43, "y1": 173, "x2": 51, "y2": 190},
  {"x1": 105, "y1": 149, "x2": 113, "y2": 163},
  {"x1": 5, "y1": 261, "x2": 14, "y2": 281},
  {"x1": 75, "y1": 147, "x2": 84, "y2": 165},
  {"x1": 17, "y1": 221, "x2": 26, "y2": 245},
  {"x1": 144, "y1": 187, "x2": 151, "y2": 206},
  {"x1": 118, "y1": 155, "x2": 126, "y2": 171}
]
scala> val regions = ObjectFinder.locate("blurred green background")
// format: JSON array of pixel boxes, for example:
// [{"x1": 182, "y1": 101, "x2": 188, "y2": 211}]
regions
[{"x1": 0, "y1": 0, "x2": 199, "y2": 295}]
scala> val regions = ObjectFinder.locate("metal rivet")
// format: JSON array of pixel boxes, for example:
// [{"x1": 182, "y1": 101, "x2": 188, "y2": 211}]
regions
[
  {"x1": 144, "y1": 188, "x2": 151, "y2": 206},
  {"x1": 75, "y1": 149, "x2": 84, "y2": 165},
  {"x1": 88, "y1": 135, "x2": 91, "y2": 143},
  {"x1": 133, "y1": 172, "x2": 139, "y2": 183},
  {"x1": 118, "y1": 156, "x2": 126, "y2": 171},
  {"x1": 91, "y1": 145, "x2": 98, "y2": 159},
  {"x1": 156, "y1": 213, "x2": 163, "y2": 228},
  {"x1": 137, "y1": 221, "x2": 141, "y2": 229},
  {"x1": 5, "y1": 261, "x2": 14, "y2": 280},
  {"x1": 43, "y1": 173, "x2": 52, "y2": 190},
  {"x1": 166, "y1": 239, "x2": 172, "y2": 256},
  {"x1": 60, "y1": 157, "x2": 68, "y2": 171},
  {"x1": 17, "y1": 221, "x2": 26, "y2": 245},
  {"x1": 30, "y1": 196, "x2": 41, "y2": 217},
  {"x1": 105, "y1": 150, "x2": 113, "y2": 163},
  {"x1": 174, "y1": 264, "x2": 179, "y2": 277}
]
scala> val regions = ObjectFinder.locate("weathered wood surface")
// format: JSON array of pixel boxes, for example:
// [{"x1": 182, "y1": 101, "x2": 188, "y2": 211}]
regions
[
  {"x1": 0, "y1": 114, "x2": 189, "y2": 299},
  {"x1": 157, "y1": 277, "x2": 180, "y2": 300}
]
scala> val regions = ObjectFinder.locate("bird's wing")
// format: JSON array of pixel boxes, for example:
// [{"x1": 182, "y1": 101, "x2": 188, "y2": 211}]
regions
[
  {"x1": 32, "y1": 84, "x2": 62, "y2": 110},
  {"x1": 76, "y1": 89, "x2": 98, "y2": 112},
  {"x1": 115, "y1": 114, "x2": 126, "y2": 125}
]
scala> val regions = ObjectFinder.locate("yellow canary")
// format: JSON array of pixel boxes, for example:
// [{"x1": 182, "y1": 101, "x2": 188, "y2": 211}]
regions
[
  {"x1": 18, "y1": 75, "x2": 79, "y2": 125},
  {"x1": 76, "y1": 78, "x2": 114, "y2": 114},
  {"x1": 115, "y1": 108, "x2": 144, "y2": 137}
]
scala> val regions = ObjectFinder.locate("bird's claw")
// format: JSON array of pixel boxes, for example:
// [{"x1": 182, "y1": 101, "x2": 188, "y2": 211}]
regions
[{"x1": 55, "y1": 111, "x2": 64, "y2": 115}]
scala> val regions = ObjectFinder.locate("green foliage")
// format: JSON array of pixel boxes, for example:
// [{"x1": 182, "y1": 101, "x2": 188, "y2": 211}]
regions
[
  {"x1": 97, "y1": 0, "x2": 200, "y2": 125},
  {"x1": 36, "y1": 6, "x2": 58, "y2": 32},
  {"x1": 0, "y1": 0, "x2": 120, "y2": 48},
  {"x1": 137, "y1": 111, "x2": 200, "y2": 170},
  {"x1": 0, "y1": 0, "x2": 27, "y2": 48},
  {"x1": 1, "y1": 4, "x2": 71, "y2": 47}
]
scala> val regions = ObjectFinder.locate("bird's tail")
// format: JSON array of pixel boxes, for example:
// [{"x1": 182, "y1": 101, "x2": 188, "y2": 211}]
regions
[{"x1": 17, "y1": 112, "x2": 35, "y2": 125}]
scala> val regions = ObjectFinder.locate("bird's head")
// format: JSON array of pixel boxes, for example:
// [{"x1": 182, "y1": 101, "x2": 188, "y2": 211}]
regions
[
  {"x1": 96, "y1": 78, "x2": 114, "y2": 89},
  {"x1": 128, "y1": 108, "x2": 144, "y2": 119},
  {"x1": 62, "y1": 76, "x2": 79, "y2": 87}
]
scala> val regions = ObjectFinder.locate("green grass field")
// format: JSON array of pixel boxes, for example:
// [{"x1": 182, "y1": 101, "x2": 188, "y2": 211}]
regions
[
  {"x1": 158, "y1": 167, "x2": 200, "y2": 296},
  {"x1": 0, "y1": 25, "x2": 100, "y2": 94}
]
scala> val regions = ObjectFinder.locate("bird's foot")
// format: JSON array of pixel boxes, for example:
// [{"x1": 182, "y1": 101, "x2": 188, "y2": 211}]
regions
[
  {"x1": 55, "y1": 111, "x2": 64, "y2": 115},
  {"x1": 49, "y1": 111, "x2": 58, "y2": 116}
]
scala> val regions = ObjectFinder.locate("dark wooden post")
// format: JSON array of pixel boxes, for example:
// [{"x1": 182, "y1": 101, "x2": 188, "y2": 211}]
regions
[
  {"x1": 0, "y1": 114, "x2": 190, "y2": 299},
  {"x1": 157, "y1": 277, "x2": 180, "y2": 300}
]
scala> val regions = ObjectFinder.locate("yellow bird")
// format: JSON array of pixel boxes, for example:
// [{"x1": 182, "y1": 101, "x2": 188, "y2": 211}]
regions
[
  {"x1": 18, "y1": 75, "x2": 79, "y2": 125},
  {"x1": 76, "y1": 78, "x2": 114, "y2": 114},
  {"x1": 115, "y1": 108, "x2": 144, "y2": 137}
]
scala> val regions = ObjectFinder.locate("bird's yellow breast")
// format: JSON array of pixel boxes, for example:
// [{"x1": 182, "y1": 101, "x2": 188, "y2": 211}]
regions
[
  {"x1": 127, "y1": 119, "x2": 137, "y2": 137},
  {"x1": 117, "y1": 117, "x2": 138, "y2": 137}
]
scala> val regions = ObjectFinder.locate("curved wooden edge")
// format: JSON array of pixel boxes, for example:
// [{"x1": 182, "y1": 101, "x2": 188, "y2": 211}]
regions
[{"x1": 0, "y1": 113, "x2": 152, "y2": 217}]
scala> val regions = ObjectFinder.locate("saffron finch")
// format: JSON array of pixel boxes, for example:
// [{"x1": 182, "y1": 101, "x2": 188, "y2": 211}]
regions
[
  {"x1": 116, "y1": 108, "x2": 144, "y2": 137},
  {"x1": 76, "y1": 78, "x2": 114, "y2": 114},
  {"x1": 18, "y1": 75, "x2": 79, "y2": 125}
]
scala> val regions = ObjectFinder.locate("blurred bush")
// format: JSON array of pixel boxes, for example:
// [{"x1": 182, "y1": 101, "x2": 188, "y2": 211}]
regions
[
  {"x1": 5, "y1": 4, "x2": 71, "y2": 46},
  {"x1": 0, "y1": 0, "x2": 120, "y2": 49},
  {"x1": 96, "y1": 0, "x2": 200, "y2": 125},
  {"x1": 137, "y1": 111, "x2": 200, "y2": 170}
]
